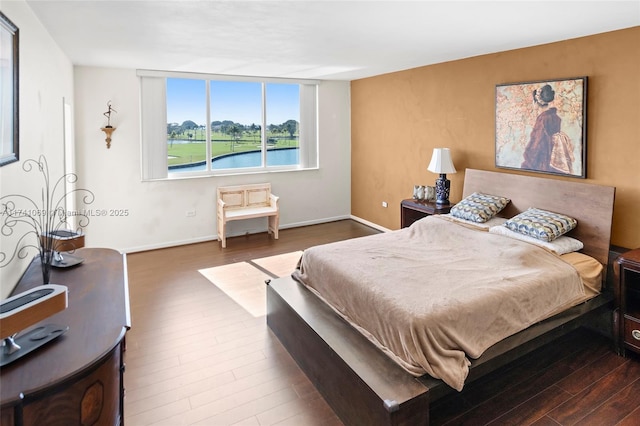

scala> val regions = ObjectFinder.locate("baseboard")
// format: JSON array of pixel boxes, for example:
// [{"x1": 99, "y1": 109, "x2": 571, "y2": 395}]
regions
[
  {"x1": 349, "y1": 215, "x2": 392, "y2": 233},
  {"x1": 120, "y1": 215, "x2": 356, "y2": 253},
  {"x1": 122, "y1": 235, "x2": 217, "y2": 253},
  {"x1": 283, "y1": 215, "x2": 352, "y2": 229}
]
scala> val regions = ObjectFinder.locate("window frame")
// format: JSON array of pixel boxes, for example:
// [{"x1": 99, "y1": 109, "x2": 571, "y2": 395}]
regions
[{"x1": 138, "y1": 70, "x2": 319, "y2": 180}]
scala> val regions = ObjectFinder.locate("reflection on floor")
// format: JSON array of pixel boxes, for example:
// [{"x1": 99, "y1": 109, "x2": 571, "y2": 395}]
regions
[{"x1": 199, "y1": 251, "x2": 303, "y2": 317}]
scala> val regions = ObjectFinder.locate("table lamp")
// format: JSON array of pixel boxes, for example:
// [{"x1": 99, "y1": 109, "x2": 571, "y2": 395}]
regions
[{"x1": 427, "y1": 148, "x2": 457, "y2": 205}]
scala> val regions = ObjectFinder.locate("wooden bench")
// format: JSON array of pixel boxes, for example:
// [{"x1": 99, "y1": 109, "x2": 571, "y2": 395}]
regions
[{"x1": 217, "y1": 183, "x2": 279, "y2": 248}]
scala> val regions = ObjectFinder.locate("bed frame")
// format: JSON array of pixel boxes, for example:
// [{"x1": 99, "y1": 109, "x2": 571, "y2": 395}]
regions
[{"x1": 266, "y1": 169, "x2": 616, "y2": 425}]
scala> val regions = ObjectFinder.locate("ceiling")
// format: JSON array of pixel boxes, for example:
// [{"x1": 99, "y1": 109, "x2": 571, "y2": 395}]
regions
[{"x1": 26, "y1": 0, "x2": 640, "y2": 80}]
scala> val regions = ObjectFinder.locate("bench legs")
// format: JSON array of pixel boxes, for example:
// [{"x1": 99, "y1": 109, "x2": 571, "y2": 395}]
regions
[
  {"x1": 268, "y1": 214, "x2": 279, "y2": 240},
  {"x1": 218, "y1": 215, "x2": 279, "y2": 248},
  {"x1": 219, "y1": 220, "x2": 227, "y2": 248}
]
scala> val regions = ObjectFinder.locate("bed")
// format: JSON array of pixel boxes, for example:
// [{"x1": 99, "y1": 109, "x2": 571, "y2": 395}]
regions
[{"x1": 266, "y1": 169, "x2": 615, "y2": 426}]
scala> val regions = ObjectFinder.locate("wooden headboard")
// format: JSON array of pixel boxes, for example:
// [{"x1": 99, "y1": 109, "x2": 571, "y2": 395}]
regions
[{"x1": 462, "y1": 169, "x2": 615, "y2": 268}]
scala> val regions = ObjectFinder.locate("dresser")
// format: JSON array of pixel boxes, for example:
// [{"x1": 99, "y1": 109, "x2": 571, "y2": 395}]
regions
[{"x1": 0, "y1": 248, "x2": 130, "y2": 425}]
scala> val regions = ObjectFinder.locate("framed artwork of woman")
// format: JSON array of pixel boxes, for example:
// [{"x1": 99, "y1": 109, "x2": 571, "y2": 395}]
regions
[{"x1": 495, "y1": 77, "x2": 587, "y2": 178}]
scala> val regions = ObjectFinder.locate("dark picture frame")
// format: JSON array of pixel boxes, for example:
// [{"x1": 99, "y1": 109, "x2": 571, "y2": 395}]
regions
[
  {"x1": 495, "y1": 77, "x2": 587, "y2": 178},
  {"x1": 0, "y1": 11, "x2": 19, "y2": 167}
]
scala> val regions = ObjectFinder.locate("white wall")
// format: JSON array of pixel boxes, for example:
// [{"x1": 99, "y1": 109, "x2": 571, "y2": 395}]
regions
[
  {"x1": 0, "y1": 3, "x2": 352, "y2": 297},
  {"x1": 73, "y1": 67, "x2": 351, "y2": 252},
  {"x1": 0, "y1": 1, "x2": 74, "y2": 298}
]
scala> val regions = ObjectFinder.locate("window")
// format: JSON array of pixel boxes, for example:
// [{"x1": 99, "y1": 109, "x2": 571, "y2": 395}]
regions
[
  {"x1": 167, "y1": 78, "x2": 207, "y2": 172},
  {"x1": 139, "y1": 70, "x2": 318, "y2": 179}
]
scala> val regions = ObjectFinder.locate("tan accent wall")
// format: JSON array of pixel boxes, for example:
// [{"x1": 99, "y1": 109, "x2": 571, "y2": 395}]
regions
[{"x1": 351, "y1": 27, "x2": 640, "y2": 249}]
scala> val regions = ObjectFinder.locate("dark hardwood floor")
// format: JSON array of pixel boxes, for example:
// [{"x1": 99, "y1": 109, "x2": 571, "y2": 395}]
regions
[
  {"x1": 431, "y1": 329, "x2": 640, "y2": 425},
  {"x1": 124, "y1": 219, "x2": 640, "y2": 425}
]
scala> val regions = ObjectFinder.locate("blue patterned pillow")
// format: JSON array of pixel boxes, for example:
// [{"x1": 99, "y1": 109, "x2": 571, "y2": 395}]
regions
[
  {"x1": 449, "y1": 192, "x2": 510, "y2": 223},
  {"x1": 503, "y1": 208, "x2": 577, "y2": 242}
]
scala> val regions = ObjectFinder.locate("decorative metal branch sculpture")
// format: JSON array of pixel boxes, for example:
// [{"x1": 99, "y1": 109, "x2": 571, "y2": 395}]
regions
[{"x1": 0, "y1": 155, "x2": 95, "y2": 284}]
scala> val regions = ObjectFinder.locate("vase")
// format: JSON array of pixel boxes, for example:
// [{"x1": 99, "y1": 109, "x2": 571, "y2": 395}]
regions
[
  {"x1": 413, "y1": 185, "x2": 425, "y2": 200},
  {"x1": 425, "y1": 185, "x2": 436, "y2": 202},
  {"x1": 40, "y1": 250, "x2": 53, "y2": 284}
]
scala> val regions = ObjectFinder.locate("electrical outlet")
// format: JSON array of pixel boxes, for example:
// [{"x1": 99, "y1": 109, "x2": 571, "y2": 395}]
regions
[
  {"x1": 382, "y1": 201, "x2": 388, "y2": 208},
  {"x1": 186, "y1": 210, "x2": 196, "y2": 217}
]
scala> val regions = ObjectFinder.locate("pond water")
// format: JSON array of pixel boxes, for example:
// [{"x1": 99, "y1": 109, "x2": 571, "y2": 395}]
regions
[{"x1": 169, "y1": 148, "x2": 299, "y2": 172}]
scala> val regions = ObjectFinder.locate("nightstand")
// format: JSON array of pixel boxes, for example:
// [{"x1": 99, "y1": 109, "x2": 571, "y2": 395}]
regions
[
  {"x1": 615, "y1": 248, "x2": 640, "y2": 356},
  {"x1": 400, "y1": 199, "x2": 453, "y2": 228}
]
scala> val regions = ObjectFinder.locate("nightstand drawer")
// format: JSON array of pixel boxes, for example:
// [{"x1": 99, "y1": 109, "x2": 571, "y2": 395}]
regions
[{"x1": 623, "y1": 316, "x2": 640, "y2": 353}]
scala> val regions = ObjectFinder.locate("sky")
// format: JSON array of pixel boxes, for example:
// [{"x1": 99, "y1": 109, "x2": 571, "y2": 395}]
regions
[{"x1": 166, "y1": 78, "x2": 300, "y2": 127}]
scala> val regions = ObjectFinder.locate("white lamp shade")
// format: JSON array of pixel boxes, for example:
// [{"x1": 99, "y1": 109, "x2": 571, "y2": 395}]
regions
[{"x1": 427, "y1": 148, "x2": 457, "y2": 174}]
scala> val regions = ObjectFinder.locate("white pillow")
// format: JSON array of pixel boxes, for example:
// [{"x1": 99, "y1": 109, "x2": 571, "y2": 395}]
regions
[{"x1": 489, "y1": 225, "x2": 583, "y2": 255}]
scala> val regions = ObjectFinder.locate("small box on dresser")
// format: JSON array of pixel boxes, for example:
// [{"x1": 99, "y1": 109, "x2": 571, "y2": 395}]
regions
[{"x1": 616, "y1": 248, "x2": 640, "y2": 356}]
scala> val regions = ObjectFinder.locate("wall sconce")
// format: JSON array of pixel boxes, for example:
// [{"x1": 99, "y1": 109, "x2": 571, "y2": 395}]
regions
[
  {"x1": 100, "y1": 101, "x2": 117, "y2": 149},
  {"x1": 427, "y1": 148, "x2": 457, "y2": 205}
]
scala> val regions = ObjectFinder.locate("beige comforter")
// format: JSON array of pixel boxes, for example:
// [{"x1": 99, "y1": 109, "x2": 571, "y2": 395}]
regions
[{"x1": 291, "y1": 216, "x2": 587, "y2": 391}]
